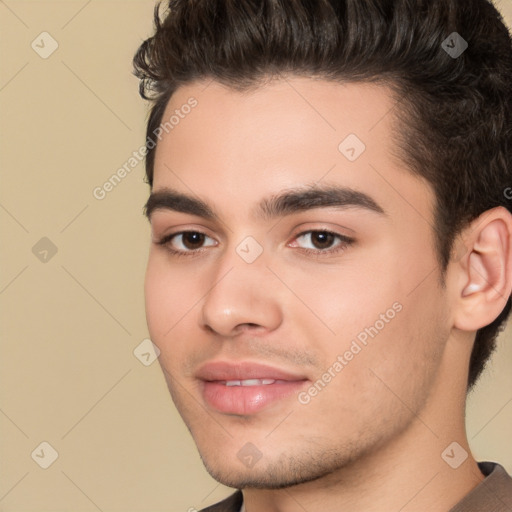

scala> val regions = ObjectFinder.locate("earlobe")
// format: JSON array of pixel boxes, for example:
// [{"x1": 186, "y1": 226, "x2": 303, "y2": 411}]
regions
[{"x1": 454, "y1": 208, "x2": 512, "y2": 331}]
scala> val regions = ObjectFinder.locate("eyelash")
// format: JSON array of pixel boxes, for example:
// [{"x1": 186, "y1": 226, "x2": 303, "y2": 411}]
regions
[{"x1": 155, "y1": 229, "x2": 354, "y2": 259}]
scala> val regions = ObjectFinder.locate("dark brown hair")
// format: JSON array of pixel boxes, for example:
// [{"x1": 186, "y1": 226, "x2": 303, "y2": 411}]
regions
[{"x1": 133, "y1": 0, "x2": 512, "y2": 389}]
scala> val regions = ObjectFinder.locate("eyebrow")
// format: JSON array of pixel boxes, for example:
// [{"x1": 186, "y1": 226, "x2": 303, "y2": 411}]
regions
[{"x1": 143, "y1": 184, "x2": 386, "y2": 222}]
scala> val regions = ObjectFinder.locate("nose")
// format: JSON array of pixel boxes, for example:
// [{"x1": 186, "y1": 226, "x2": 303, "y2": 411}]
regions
[{"x1": 199, "y1": 247, "x2": 283, "y2": 337}]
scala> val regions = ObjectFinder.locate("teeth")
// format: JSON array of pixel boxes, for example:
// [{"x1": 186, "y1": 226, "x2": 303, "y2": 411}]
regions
[{"x1": 224, "y1": 379, "x2": 276, "y2": 386}]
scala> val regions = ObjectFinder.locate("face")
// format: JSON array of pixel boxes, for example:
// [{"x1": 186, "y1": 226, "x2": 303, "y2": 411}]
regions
[{"x1": 144, "y1": 77, "x2": 452, "y2": 488}]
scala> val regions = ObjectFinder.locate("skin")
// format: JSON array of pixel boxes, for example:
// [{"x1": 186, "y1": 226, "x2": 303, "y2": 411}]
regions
[{"x1": 144, "y1": 76, "x2": 512, "y2": 511}]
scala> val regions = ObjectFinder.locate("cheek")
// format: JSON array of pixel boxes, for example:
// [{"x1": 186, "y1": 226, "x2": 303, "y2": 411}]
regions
[
  {"x1": 292, "y1": 253, "x2": 447, "y2": 391},
  {"x1": 144, "y1": 254, "x2": 216, "y2": 373},
  {"x1": 144, "y1": 255, "x2": 186, "y2": 340},
  {"x1": 144, "y1": 259, "x2": 190, "y2": 378},
  {"x1": 271, "y1": 256, "x2": 398, "y2": 342},
  {"x1": 303, "y1": 293, "x2": 447, "y2": 442},
  {"x1": 349, "y1": 279, "x2": 449, "y2": 411}
]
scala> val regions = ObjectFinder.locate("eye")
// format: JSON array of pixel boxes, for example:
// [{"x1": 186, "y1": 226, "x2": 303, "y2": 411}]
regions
[
  {"x1": 156, "y1": 230, "x2": 217, "y2": 256},
  {"x1": 290, "y1": 230, "x2": 353, "y2": 256}
]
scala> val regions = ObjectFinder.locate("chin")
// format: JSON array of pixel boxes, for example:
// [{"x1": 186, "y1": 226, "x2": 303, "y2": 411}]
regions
[{"x1": 198, "y1": 449, "x2": 353, "y2": 490}]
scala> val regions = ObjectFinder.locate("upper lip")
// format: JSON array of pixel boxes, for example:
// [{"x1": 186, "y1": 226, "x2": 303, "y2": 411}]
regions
[{"x1": 196, "y1": 361, "x2": 308, "y2": 382}]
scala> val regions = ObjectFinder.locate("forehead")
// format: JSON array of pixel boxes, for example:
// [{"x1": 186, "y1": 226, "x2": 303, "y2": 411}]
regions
[
  {"x1": 151, "y1": 77, "x2": 434, "y2": 227},
  {"x1": 157, "y1": 77, "x2": 400, "y2": 163}
]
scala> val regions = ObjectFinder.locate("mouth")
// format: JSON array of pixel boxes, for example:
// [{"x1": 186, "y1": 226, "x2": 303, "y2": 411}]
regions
[
  {"x1": 222, "y1": 379, "x2": 285, "y2": 386},
  {"x1": 196, "y1": 361, "x2": 309, "y2": 415}
]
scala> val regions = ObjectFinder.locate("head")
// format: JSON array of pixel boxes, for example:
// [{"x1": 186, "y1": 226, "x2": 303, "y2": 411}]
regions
[{"x1": 134, "y1": 0, "x2": 512, "y2": 489}]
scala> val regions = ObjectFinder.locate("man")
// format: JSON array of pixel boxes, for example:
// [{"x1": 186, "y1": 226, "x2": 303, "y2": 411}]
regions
[{"x1": 133, "y1": 0, "x2": 512, "y2": 510}]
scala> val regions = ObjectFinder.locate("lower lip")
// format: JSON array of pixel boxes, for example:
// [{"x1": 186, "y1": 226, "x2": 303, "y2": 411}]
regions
[{"x1": 201, "y1": 380, "x2": 308, "y2": 415}]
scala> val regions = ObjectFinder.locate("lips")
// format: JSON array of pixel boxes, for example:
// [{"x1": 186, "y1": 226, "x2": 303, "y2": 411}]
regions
[
  {"x1": 197, "y1": 361, "x2": 306, "y2": 381},
  {"x1": 197, "y1": 361, "x2": 309, "y2": 415}
]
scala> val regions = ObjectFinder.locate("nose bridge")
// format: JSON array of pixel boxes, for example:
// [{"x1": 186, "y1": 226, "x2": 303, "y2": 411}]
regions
[{"x1": 199, "y1": 235, "x2": 282, "y2": 336}]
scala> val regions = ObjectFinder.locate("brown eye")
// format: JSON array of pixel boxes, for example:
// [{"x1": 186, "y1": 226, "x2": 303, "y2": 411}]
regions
[
  {"x1": 156, "y1": 230, "x2": 217, "y2": 256},
  {"x1": 310, "y1": 231, "x2": 336, "y2": 249},
  {"x1": 291, "y1": 229, "x2": 354, "y2": 257},
  {"x1": 181, "y1": 232, "x2": 206, "y2": 250}
]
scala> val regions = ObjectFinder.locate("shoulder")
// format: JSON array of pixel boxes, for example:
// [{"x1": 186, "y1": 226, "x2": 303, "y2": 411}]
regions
[
  {"x1": 198, "y1": 490, "x2": 243, "y2": 512},
  {"x1": 449, "y1": 461, "x2": 512, "y2": 511}
]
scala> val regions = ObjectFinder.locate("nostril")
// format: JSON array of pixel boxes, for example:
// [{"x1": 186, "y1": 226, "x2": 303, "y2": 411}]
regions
[{"x1": 235, "y1": 322, "x2": 264, "y2": 333}]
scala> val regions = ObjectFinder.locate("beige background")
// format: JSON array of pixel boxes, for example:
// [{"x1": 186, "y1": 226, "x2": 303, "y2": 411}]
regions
[{"x1": 1, "y1": 1, "x2": 511, "y2": 510}]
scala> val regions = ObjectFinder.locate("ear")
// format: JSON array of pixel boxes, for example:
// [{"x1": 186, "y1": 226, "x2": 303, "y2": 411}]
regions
[{"x1": 452, "y1": 207, "x2": 512, "y2": 331}]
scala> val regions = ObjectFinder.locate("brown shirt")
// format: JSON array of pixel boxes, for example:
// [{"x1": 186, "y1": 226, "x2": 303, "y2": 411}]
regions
[{"x1": 199, "y1": 462, "x2": 512, "y2": 512}]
